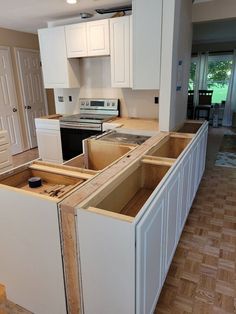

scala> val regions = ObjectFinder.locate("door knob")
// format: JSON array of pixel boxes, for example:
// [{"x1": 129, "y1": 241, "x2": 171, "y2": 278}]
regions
[
  {"x1": 24, "y1": 106, "x2": 32, "y2": 110},
  {"x1": 12, "y1": 108, "x2": 17, "y2": 112}
]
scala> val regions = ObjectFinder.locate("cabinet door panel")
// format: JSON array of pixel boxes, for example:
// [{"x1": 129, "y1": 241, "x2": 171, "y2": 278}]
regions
[
  {"x1": 136, "y1": 194, "x2": 165, "y2": 314},
  {"x1": 0, "y1": 144, "x2": 12, "y2": 170},
  {"x1": 87, "y1": 20, "x2": 110, "y2": 56},
  {"x1": 180, "y1": 154, "x2": 191, "y2": 229},
  {"x1": 36, "y1": 129, "x2": 63, "y2": 163},
  {"x1": 165, "y1": 168, "x2": 181, "y2": 270},
  {"x1": 65, "y1": 23, "x2": 87, "y2": 57},
  {"x1": 110, "y1": 16, "x2": 130, "y2": 87},
  {"x1": 38, "y1": 27, "x2": 68, "y2": 88}
]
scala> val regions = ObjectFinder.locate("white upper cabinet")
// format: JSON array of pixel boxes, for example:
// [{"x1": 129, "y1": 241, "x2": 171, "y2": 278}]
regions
[
  {"x1": 110, "y1": 16, "x2": 131, "y2": 88},
  {"x1": 65, "y1": 19, "x2": 110, "y2": 58},
  {"x1": 38, "y1": 26, "x2": 80, "y2": 88},
  {"x1": 65, "y1": 23, "x2": 88, "y2": 58},
  {"x1": 87, "y1": 19, "x2": 110, "y2": 56},
  {"x1": 132, "y1": 0, "x2": 162, "y2": 90}
]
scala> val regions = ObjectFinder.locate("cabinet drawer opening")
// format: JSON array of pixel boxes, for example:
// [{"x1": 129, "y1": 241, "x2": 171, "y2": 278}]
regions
[
  {"x1": 148, "y1": 135, "x2": 191, "y2": 159},
  {"x1": 65, "y1": 140, "x2": 135, "y2": 171},
  {"x1": 84, "y1": 162, "x2": 171, "y2": 218},
  {"x1": 0, "y1": 167, "x2": 87, "y2": 199},
  {"x1": 86, "y1": 140, "x2": 135, "y2": 171}
]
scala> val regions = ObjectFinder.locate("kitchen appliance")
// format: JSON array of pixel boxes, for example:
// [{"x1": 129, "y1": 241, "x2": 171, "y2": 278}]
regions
[
  {"x1": 60, "y1": 98, "x2": 119, "y2": 160},
  {"x1": 97, "y1": 130, "x2": 150, "y2": 145}
]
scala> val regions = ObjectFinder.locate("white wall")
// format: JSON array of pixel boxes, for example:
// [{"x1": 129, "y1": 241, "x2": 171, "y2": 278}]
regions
[
  {"x1": 54, "y1": 57, "x2": 159, "y2": 119},
  {"x1": 193, "y1": 0, "x2": 236, "y2": 22},
  {"x1": 159, "y1": 0, "x2": 192, "y2": 131}
]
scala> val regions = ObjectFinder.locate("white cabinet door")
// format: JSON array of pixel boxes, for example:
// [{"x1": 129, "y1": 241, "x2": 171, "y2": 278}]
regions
[
  {"x1": 136, "y1": 193, "x2": 165, "y2": 314},
  {"x1": 165, "y1": 166, "x2": 181, "y2": 271},
  {"x1": 0, "y1": 144, "x2": 12, "y2": 171},
  {"x1": 65, "y1": 23, "x2": 88, "y2": 58},
  {"x1": 132, "y1": 0, "x2": 162, "y2": 89},
  {"x1": 36, "y1": 129, "x2": 63, "y2": 163},
  {"x1": 87, "y1": 19, "x2": 110, "y2": 56},
  {"x1": 180, "y1": 152, "x2": 191, "y2": 230},
  {"x1": 110, "y1": 16, "x2": 130, "y2": 88},
  {"x1": 38, "y1": 26, "x2": 79, "y2": 88}
]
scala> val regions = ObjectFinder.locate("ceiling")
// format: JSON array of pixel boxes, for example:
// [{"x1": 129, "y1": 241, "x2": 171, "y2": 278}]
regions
[{"x1": 0, "y1": 0, "x2": 131, "y2": 34}]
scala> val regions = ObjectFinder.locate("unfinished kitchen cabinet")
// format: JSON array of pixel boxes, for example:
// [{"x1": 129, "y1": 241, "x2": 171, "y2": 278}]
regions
[
  {"x1": 0, "y1": 161, "x2": 96, "y2": 314},
  {"x1": 110, "y1": 16, "x2": 131, "y2": 88},
  {"x1": 35, "y1": 116, "x2": 63, "y2": 164},
  {"x1": 38, "y1": 26, "x2": 80, "y2": 88},
  {"x1": 60, "y1": 121, "x2": 208, "y2": 314},
  {"x1": 132, "y1": 0, "x2": 162, "y2": 89},
  {"x1": 0, "y1": 130, "x2": 12, "y2": 173},
  {"x1": 65, "y1": 138, "x2": 136, "y2": 171}
]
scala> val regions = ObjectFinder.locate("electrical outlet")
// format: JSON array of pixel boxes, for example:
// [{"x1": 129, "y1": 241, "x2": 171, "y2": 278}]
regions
[{"x1": 58, "y1": 96, "x2": 64, "y2": 102}]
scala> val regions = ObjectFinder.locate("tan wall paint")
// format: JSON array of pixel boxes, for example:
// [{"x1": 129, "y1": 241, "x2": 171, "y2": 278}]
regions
[
  {"x1": 0, "y1": 27, "x2": 55, "y2": 151},
  {"x1": 192, "y1": 0, "x2": 236, "y2": 23}
]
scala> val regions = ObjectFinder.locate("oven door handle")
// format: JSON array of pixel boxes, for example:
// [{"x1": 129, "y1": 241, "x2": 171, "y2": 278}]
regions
[{"x1": 60, "y1": 122, "x2": 102, "y2": 131}]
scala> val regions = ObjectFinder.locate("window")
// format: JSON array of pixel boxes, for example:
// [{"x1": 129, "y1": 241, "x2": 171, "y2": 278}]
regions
[
  {"x1": 188, "y1": 53, "x2": 233, "y2": 105},
  {"x1": 188, "y1": 57, "x2": 197, "y2": 90},
  {"x1": 207, "y1": 54, "x2": 233, "y2": 104}
]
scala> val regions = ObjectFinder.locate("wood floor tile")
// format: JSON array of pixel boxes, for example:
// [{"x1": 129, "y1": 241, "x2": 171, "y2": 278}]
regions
[{"x1": 155, "y1": 127, "x2": 236, "y2": 313}]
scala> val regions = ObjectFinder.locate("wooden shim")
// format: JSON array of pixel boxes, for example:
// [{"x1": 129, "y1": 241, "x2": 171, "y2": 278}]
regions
[
  {"x1": 142, "y1": 155, "x2": 176, "y2": 167},
  {"x1": 60, "y1": 205, "x2": 82, "y2": 314}
]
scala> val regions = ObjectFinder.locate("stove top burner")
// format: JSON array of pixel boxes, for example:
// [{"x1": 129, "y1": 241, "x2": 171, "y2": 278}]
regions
[{"x1": 60, "y1": 114, "x2": 115, "y2": 124}]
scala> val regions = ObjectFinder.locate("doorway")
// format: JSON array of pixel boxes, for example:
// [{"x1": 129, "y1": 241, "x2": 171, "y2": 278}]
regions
[
  {"x1": 15, "y1": 48, "x2": 47, "y2": 148},
  {"x1": 0, "y1": 47, "x2": 23, "y2": 155}
]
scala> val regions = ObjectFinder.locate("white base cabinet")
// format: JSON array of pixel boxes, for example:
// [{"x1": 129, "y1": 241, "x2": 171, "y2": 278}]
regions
[
  {"x1": 35, "y1": 118, "x2": 63, "y2": 163},
  {"x1": 74, "y1": 122, "x2": 208, "y2": 314},
  {"x1": 0, "y1": 130, "x2": 12, "y2": 172}
]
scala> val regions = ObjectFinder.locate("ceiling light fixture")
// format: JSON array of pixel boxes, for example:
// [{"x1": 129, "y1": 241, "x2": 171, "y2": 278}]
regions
[{"x1": 67, "y1": 0, "x2": 77, "y2": 4}]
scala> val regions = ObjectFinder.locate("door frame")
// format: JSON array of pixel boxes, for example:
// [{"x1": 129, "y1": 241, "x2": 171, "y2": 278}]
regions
[
  {"x1": 0, "y1": 45, "x2": 23, "y2": 154},
  {"x1": 14, "y1": 47, "x2": 48, "y2": 149}
]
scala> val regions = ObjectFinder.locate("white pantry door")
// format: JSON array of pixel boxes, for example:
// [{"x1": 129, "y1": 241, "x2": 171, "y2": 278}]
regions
[
  {"x1": 0, "y1": 47, "x2": 23, "y2": 154},
  {"x1": 16, "y1": 48, "x2": 47, "y2": 148}
]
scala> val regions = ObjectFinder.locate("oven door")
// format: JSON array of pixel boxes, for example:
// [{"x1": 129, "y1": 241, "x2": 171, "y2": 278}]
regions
[{"x1": 60, "y1": 127, "x2": 102, "y2": 160}]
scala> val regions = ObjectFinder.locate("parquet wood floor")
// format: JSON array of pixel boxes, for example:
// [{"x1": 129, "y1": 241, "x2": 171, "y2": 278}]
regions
[{"x1": 155, "y1": 127, "x2": 236, "y2": 314}]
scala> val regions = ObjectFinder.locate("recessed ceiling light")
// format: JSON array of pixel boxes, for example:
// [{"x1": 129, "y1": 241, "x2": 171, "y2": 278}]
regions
[{"x1": 67, "y1": 0, "x2": 77, "y2": 4}]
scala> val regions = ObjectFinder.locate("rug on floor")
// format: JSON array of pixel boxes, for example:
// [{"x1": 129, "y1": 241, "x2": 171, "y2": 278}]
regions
[{"x1": 215, "y1": 134, "x2": 236, "y2": 168}]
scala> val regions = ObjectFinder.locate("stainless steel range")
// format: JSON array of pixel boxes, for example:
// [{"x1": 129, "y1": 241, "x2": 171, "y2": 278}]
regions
[{"x1": 60, "y1": 98, "x2": 119, "y2": 160}]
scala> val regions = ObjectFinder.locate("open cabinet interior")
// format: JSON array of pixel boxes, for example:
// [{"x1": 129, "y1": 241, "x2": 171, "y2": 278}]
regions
[
  {"x1": 66, "y1": 140, "x2": 136, "y2": 171},
  {"x1": 148, "y1": 135, "x2": 192, "y2": 159},
  {"x1": 86, "y1": 140, "x2": 135, "y2": 171},
  {"x1": 0, "y1": 164, "x2": 90, "y2": 199},
  {"x1": 85, "y1": 161, "x2": 170, "y2": 218},
  {"x1": 178, "y1": 122, "x2": 202, "y2": 134}
]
